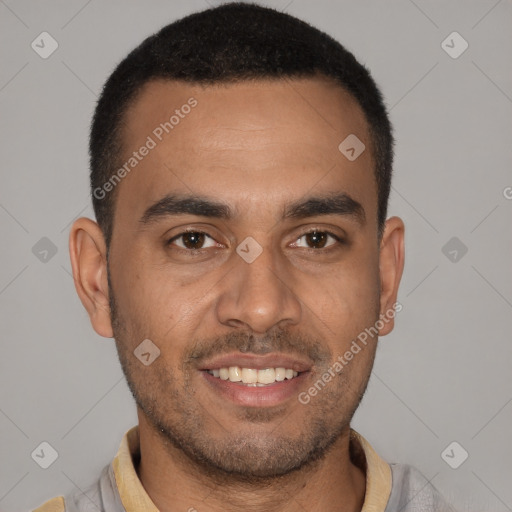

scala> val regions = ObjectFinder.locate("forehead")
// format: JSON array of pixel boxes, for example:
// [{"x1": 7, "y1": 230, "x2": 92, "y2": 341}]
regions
[{"x1": 114, "y1": 77, "x2": 376, "y2": 225}]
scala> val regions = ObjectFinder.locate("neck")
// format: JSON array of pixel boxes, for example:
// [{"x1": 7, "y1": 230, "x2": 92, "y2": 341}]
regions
[{"x1": 136, "y1": 414, "x2": 366, "y2": 512}]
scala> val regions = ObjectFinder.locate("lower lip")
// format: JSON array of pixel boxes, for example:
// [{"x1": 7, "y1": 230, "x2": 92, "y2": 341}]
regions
[{"x1": 201, "y1": 371, "x2": 309, "y2": 407}]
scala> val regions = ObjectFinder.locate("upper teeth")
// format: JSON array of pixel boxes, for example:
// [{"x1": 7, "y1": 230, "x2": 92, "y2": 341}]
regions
[{"x1": 207, "y1": 367, "x2": 299, "y2": 385}]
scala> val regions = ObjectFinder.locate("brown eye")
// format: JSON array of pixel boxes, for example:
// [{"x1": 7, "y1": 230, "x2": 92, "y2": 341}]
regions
[
  {"x1": 182, "y1": 232, "x2": 205, "y2": 249},
  {"x1": 305, "y1": 231, "x2": 328, "y2": 249},
  {"x1": 294, "y1": 230, "x2": 341, "y2": 249},
  {"x1": 169, "y1": 231, "x2": 217, "y2": 250}
]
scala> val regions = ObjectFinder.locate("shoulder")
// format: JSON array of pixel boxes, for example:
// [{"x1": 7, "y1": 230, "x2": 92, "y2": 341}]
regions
[
  {"x1": 32, "y1": 496, "x2": 65, "y2": 512},
  {"x1": 386, "y1": 463, "x2": 458, "y2": 512},
  {"x1": 31, "y1": 466, "x2": 106, "y2": 512}
]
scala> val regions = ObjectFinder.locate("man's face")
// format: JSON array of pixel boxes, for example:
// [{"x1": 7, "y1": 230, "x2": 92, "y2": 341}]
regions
[{"x1": 108, "y1": 77, "x2": 383, "y2": 478}]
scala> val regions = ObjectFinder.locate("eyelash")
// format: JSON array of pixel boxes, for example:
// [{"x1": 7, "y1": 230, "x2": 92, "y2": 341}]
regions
[
  {"x1": 292, "y1": 229, "x2": 345, "y2": 250},
  {"x1": 166, "y1": 228, "x2": 346, "y2": 254},
  {"x1": 167, "y1": 229, "x2": 221, "y2": 255}
]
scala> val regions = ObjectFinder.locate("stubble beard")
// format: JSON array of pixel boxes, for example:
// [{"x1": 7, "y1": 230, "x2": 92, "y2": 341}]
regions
[{"x1": 108, "y1": 279, "x2": 377, "y2": 483}]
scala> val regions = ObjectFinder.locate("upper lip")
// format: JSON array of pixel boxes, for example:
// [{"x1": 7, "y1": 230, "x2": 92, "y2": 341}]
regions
[{"x1": 198, "y1": 352, "x2": 313, "y2": 373}]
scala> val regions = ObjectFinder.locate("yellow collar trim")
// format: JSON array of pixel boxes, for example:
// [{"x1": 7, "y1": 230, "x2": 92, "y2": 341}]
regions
[
  {"x1": 112, "y1": 426, "x2": 159, "y2": 511},
  {"x1": 350, "y1": 430, "x2": 393, "y2": 511}
]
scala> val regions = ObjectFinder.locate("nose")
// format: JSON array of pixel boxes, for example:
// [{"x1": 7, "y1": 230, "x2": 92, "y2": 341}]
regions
[{"x1": 215, "y1": 241, "x2": 302, "y2": 334}]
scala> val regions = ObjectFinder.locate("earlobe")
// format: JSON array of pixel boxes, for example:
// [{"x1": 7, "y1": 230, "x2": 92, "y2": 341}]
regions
[
  {"x1": 378, "y1": 216, "x2": 405, "y2": 336},
  {"x1": 69, "y1": 217, "x2": 113, "y2": 338}
]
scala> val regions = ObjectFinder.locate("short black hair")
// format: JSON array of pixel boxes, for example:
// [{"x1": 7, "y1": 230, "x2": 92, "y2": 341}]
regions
[{"x1": 90, "y1": 2, "x2": 393, "y2": 246}]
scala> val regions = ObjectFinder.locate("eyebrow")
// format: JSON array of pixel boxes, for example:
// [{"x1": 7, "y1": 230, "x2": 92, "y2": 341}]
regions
[
  {"x1": 140, "y1": 194, "x2": 232, "y2": 224},
  {"x1": 283, "y1": 193, "x2": 365, "y2": 225},
  {"x1": 139, "y1": 192, "x2": 365, "y2": 226}
]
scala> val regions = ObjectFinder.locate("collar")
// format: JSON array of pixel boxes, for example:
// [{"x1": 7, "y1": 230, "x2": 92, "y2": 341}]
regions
[{"x1": 112, "y1": 425, "x2": 392, "y2": 511}]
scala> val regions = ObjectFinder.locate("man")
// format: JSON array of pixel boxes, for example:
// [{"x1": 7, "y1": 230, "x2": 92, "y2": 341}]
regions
[{"x1": 34, "y1": 3, "x2": 457, "y2": 511}]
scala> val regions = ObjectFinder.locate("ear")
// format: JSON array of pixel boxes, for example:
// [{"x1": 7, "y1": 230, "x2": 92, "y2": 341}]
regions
[
  {"x1": 378, "y1": 216, "x2": 405, "y2": 336},
  {"x1": 69, "y1": 217, "x2": 113, "y2": 338}
]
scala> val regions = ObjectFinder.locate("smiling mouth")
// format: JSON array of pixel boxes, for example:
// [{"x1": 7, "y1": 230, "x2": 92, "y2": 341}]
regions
[{"x1": 205, "y1": 366, "x2": 300, "y2": 386}]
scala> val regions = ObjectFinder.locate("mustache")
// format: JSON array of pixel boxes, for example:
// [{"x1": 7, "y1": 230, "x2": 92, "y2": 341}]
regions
[{"x1": 185, "y1": 328, "x2": 332, "y2": 366}]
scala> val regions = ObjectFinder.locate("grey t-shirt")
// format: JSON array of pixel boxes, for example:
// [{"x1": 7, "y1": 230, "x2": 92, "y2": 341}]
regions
[{"x1": 385, "y1": 464, "x2": 457, "y2": 512}]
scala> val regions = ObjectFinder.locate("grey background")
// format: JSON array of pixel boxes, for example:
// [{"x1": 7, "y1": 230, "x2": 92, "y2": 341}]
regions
[{"x1": 0, "y1": 0, "x2": 511, "y2": 510}]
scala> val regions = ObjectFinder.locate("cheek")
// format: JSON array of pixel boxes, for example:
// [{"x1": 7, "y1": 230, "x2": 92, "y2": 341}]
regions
[
  {"x1": 312, "y1": 254, "x2": 380, "y2": 333},
  {"x1": 110, "y1": 259, "x2": 213, "y2": 361},
  {"x1": 304, "y1": 279, "x2": 379, "y2": 378}
]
